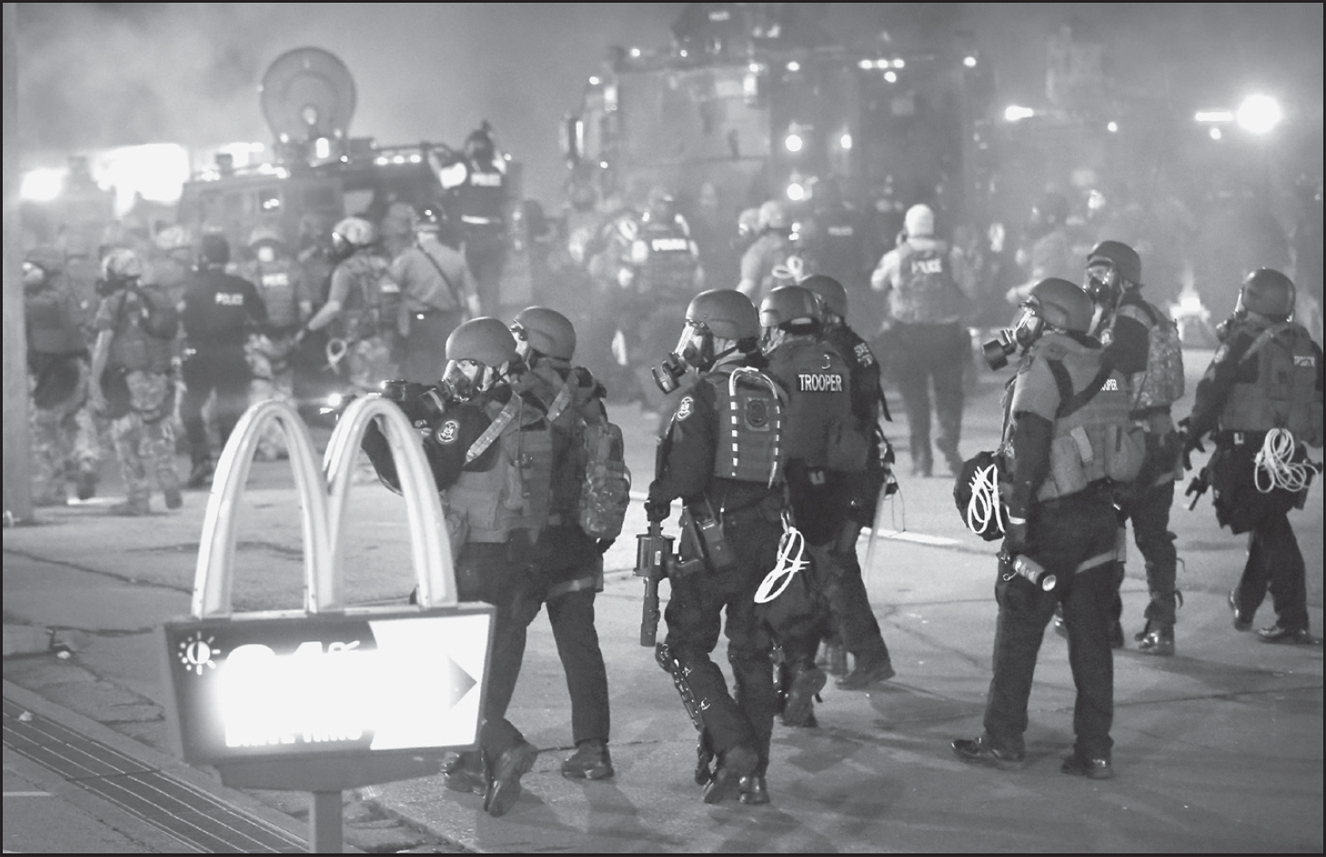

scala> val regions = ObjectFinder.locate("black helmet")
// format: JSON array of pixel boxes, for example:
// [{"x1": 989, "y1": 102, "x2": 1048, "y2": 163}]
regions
[
  {"x1": 1028, "y1": 278, "x2": 1093, "y2": 333},
  {"x1": 759, "y1": 285, "x2": 822, "y2": 329},
  {"x1": 1087, "y1": 240, "x2": 1142, "y2": 286},
  {"x1": 800, "y1": 274, "x2": 848, "y2": 320},
  {"x1": 200, "y1": 233, "x2": 231, "y2": 267},
  {"x1": 685, "y1": 289, "x2": 760, "y2": 342},
  {"x1": 512, "y1": 306, "x2": 577, "y2": 361},
  {"x1": 1240, "y1": 268, "x2": 1296, "y2": 320}
]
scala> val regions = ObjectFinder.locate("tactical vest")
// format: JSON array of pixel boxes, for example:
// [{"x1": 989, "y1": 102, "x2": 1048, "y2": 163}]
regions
[
  {"x1": 444, "y1": 393, "x2": 553, "y2": 544},
  {"x1": 889, "y1": 241, "x2": 961, "y2": 325},
  {"x1": 336, "y1": 254, "x2": 397, "y2": 342},
  {"x1": 26, "y1": 288, "x2": 85, "y2": 355},
  {"x1": 1219, "y1": 320, "x2": 1321, "y2": 441},
  {"x1": 636, "y1": 220, "x2": 699, "y2": 298},
  {"x1": 459, "y1": 165, "x2": 507, "y2": 226},
  {"x1": 1003, "y1": 337, "x2": 1145, "y2": 501},
  {"x1": 242, "y1": 259, "x2": 301, "y2": 329},
  {"x1": 703, "y1": 365, "x2": 786, "y2": 486},
  {"x1": 108, "y1": 289, "x2": 174, "y2": 373},
  {"x1": 1115, "y1": 298, "x2": 1185, "y2": 414},
  {"x1": 519, "y1": 363, "x2": 587, "y2": 520},
  {"x1": 765, "y1": 336, "x2": 857, "y2": 469}
]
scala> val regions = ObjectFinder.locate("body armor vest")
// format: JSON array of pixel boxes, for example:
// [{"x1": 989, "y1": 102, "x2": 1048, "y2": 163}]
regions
[
  {"x1": 1220, "y1": 320, "x2": 1321, "y2": 441},
  {"x1": 518, "y1": 363, "x2": 592, "y2": 520},
  {"x1": 444, "y1": 393, "x2": 553, "y2": 544},
  {"x1": 703, "y1": 365, "x2": 786, "y2": 486},
  {"x1": 765, "y1": 336, "x2": 854, "y2": 468},
  {"x1": 26, "y1": 288, "x2": 85, "y2": 355},
  {"x1": 336, "y1": 254, "x2": 397, "y2": 342},
  {"x1": 459, "y1": 165, "x2": 507, "y2": 226},
  {"x1": 241, "y1": 259, "x2": 301, "y2": 329},
  {"x1": 1003, "y1": 336, "x2": 1144, "y2": 502},
  {"x1": 890, "y1": 241, "x2": 961, "y2": 325},
  {"x1": 636, "y1": 219, "x2": 699, "y2": 298}
]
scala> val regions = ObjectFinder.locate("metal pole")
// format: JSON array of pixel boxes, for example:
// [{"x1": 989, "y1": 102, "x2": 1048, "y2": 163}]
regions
[{"x1": 309, "y1": 790, "x2": 343, "y2": 853}]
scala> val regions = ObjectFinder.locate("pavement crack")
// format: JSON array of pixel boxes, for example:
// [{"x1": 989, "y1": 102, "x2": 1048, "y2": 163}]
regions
[{"x1": 2, "y1": 548, "x2": 192, "y2": 595}]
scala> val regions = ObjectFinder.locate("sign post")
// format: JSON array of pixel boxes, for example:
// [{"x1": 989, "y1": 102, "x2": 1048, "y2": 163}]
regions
[{"x1": 159, "y1": 398, "x2": 491, "y2": 853}]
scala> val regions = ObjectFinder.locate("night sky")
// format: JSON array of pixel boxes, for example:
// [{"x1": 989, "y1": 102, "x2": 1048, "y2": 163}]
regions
[{"x1": 15, "y1": 3, "x2": 1323, "y2": 206}]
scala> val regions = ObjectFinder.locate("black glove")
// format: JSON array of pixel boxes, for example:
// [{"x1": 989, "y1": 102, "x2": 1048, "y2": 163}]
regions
[
  {"x1": 645, "y1": 498, "x2": 670, "y2": 523},
  {"x1": 1001, "y1": 515, "x2": 1029, "y2": 557},
  {"x1": 596, "y1": 538, "x2": 615, "y2": 555},
  {"x1": 1178, "y1": 417, "x2": 1204, "y2": 471}
]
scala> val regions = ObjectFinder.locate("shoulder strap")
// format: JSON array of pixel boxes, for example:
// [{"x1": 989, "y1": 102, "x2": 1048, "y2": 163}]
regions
[
  {"x1": 544, "y1": 376, "x2": 575, "y2": 424},
  {"x1": 1048, "y1": 358, "x2": 1113, "y2": 419},
  {"x1": 418, "y1": 241, "x2": 465, "y2": 312},
  {"x1": 465, "y1": 397, "x2": 520, "y2": 463},
  {"x1": 1238, "y1": 321, "x2": 1292, "y2": 364}
]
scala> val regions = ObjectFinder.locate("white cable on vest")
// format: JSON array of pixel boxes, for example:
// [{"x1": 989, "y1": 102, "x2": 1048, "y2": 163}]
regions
[
  {"x1": 1254, "y1": 428, "x2": 1316, "y2": 493},
  {"x1": 965, "y1": 462, "x2": 1007, "y2": 537},
  {"x1": 755, "y1": 518, "x2": 809, "y2": 604}
]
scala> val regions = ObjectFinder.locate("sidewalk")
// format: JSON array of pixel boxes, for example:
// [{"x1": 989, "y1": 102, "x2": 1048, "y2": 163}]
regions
[{"x1": 4, "y1": 465, "x2": 1322, "y2": 852}]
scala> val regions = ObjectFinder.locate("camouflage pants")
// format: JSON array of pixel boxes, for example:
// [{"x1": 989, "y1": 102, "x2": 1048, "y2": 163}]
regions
[
  {"x1": 110, "y1": 370, "x2": 180, "y2": 507},
  {"x1": 29, "y1": 373, "x2": 101, "y2": 503},
  {"x1": 246, "y1": 333, "x2": 297, "y2": 461}
]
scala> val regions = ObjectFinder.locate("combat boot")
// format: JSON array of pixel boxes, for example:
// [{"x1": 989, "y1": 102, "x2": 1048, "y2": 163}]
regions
[
  {"x1": 702, "y1": 745, "x2": 757, "y2": 804},
  {"x1": 484, "y1": 740, "x2": 539, "y2": 818},
  {"x1": 781, "y1": 665, "x2": 826, "y2": 727},
  {"x1": 162, "y1": 471, "x2": 183, "y2": 510},
  {"x1": 75, "y1": 468, "x2": 99, "y2": 501},
  {"x1": 186, "y1": 459, "x2": 213, "y2": 490},
  {"x1": 442, "y1": 750, "x2": 486, "y2": 795},
  {"x1": 738, "y1": 775, "x2": 770, "y2": 805},
  {"x1": 1135, "y1": 622, "x2": 1175, "y2": 656},
  {"x1": 836, "y1": 650, "x2": 895, "y2": 690},
  {"x1": 561, "y1": 739, "x2": 614, "y2": 780}
]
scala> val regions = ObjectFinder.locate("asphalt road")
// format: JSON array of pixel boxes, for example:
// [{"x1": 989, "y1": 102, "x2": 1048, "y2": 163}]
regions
[{"x1": 3, "y1": 351, "x2": 1322, "y2": 852}]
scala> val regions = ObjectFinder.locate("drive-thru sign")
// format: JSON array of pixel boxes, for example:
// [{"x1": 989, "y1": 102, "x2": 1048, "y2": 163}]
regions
[{"x1": 159, "y1": 397, "x2": 492, "y2": 851}]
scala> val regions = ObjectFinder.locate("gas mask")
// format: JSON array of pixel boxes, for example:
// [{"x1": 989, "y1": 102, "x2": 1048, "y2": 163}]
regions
[
  {"x1": 439, "y1": 359, "x2": 494, "y2": 402},
  {"x1": 651, "y1": 321, "x2": 710, "y2": 394},
  {"x1": 1085, "y1": 262, "x2": 1121, "y2": 309},
  {"x1": 982, "y1": 302, "x2": 1044, "y2": 370},
  {"x1": 1215, "y1": 291, "x2": 1250, "y2": 342}
]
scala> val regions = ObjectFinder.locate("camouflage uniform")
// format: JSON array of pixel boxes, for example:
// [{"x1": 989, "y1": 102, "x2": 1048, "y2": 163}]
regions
[
  {"x1": 109, "y1": 370, "x2": 180, "y2": 510},
  {"x1": 326, "y1": 253, "x2": 400, "y2": 394},
  {"x1": 29, "y1": 358, "x2": 102, "y2": 504}
]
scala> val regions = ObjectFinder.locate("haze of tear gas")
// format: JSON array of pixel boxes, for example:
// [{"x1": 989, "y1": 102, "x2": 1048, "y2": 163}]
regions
[{"x1": 16, "y1": 4, "x2": 1323, "y2": 207}]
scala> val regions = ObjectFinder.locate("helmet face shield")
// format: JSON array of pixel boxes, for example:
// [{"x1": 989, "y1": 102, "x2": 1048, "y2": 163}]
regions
[
  {"x1": 1085, "y1": 261, "x2": 1119, "y2": 305},
  {"x1": 1011, "y1": 302, "x2": 1045, "y2": 348},
  {"x1": 441, "y1": 358, "x2": 489, "y2": 401},
  {"x1": 675, "y1": 320, "x2": 713, "y2": 370}
]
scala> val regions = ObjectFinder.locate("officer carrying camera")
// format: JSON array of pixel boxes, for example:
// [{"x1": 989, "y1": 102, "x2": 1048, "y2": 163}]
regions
[
  {"x1": 645, "y1": 289, "x2": 788, "y2": 806},
  {"x1": 952, "y1": 278, "x2": 1143, "y2": 781},
  {"x1": 1182, "y1": 268, "x2": 1323, "y2": 645}
]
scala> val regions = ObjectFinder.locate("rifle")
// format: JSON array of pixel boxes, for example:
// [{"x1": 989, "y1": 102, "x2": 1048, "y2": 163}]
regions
[{"x1": 634, "y1": 521, "x2": 674, "y2": 647}]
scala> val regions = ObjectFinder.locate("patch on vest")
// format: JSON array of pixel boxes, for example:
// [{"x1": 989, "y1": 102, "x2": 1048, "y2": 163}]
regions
[
  {"x1": 1101, "y1": 377, "x2": 1119, "y2": 391},
  {"x1": 675, "y1": 396, "x2": 694, "y2": 420},
  {"x1": 435, "y1": 419, "x2": 460, "y2": 444},
  {"x1": 743, "y1": 397, "x2": 770, "y2": 429},
  {"x1": 798, "y1": 373, "x2": 844, "y2": 392},
  {"x1": 214, "y1": 292, "x2": 244, "y2": 306},
  {"x1": 1295, "y1": 355, "x2": 1316, "y2": 367},
  {"x1": 854, "y1": 342, "x2": 874, "y2": 367}
]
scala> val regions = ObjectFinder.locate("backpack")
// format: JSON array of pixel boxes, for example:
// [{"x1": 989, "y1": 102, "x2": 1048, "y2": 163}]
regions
[
  {"x1": 545, "y1": 377, "x2": 633, "y2": 540},
  {"x1": 1121, "y1": 300, "x2": 1184, "y2": 410},
  {"x1": 575, "y1": 402, "x2": 632, "y2": 540}
]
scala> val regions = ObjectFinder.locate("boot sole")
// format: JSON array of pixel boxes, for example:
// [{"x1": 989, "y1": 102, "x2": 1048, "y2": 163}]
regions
[{"x1": 486, "y1": 744, "x2": 539, "y2": 817}]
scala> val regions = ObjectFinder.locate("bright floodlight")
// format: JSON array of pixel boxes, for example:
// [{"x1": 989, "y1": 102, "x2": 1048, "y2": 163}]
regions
[
  {"x1": 784, "y1": 133, "x2": 803, "y2": 153},
  {"x1": 1236, "y1": 94, "x2": 1282, "y2": 134},
  {"x1": 1004, "y1": 105, "x2": 1035, "y2": 122},
  {"x1": 839, "y1": 132, "x2": 853, "y2": 150},
  {"x1": 21, "y1": 168, "x2": 66, "y2": 201},
  {"x1": 963, "y1": 56, "x2": 978, "y2": 68},
  {"x1": 786, "y1": 182, "x2": 806, "y2": 202}
]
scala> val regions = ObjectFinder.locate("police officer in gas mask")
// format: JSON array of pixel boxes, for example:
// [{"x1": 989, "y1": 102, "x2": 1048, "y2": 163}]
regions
[{"x1": 1183, "y1": 269, "x2": 1323, "y2": 645}]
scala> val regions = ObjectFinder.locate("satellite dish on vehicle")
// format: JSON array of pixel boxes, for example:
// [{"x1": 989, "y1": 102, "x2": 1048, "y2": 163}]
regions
[{"x1": 260, "y1": 47, "x2": 356, "y2": 143}]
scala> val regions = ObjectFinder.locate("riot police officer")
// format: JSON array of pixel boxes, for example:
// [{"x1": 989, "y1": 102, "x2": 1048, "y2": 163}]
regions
[
  {"x1": 88, "y1": 248, "x2": 184, "y2": 515},
  {"x1": 799, "y1": 274, "x2": 897, "y2": 691},
  {"x1": 439, "y1": 122, "x2": 511, "y2": 316},
  {"x1": 952, "y1": 278, "x2": 1143, "y2": 781},
  {"x1": 737, "y1": 200, "x2": 800, "y2": 303},
  {"x1": 756, "y1": 285, "x2": 854, "y2": 728},
  {"x1": 179, "y1": 234, "x2": 267, "y2": 488},
  {"x1": 1183, "y1": 269, "x2": 1323, "y2": 644},
  {"x1": 363, "y1": 318, "x2": 552, "y2": 818},
  {"x1": 24, "y1": 247, "x2": 101, "y2": 505},
  {"x1": 506, "y1": 307, "x2": 616, "y2": 781},
  {"x1": 1081, "y1": 241, "x2": 1186, "y2": 655},
  {"x1": 647, "y1": 289, "x2": 787, "y2": 805},
  {"x1": 300, "y1": 217, "x2": 400, "y2": 396},
  {"x1": 871, "y1": 203, "x2": 974, "y2": 477}
]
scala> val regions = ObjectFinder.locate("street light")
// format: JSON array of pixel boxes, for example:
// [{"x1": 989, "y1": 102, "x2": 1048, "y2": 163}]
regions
[{"x1": 1235, "y1": 94, "x2": 1282, "y2": 135}]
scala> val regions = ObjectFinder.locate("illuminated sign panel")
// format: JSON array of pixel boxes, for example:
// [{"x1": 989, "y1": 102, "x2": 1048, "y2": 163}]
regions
[{"x1": 162, "y1": 606, "x2": 492, "y2": 765}]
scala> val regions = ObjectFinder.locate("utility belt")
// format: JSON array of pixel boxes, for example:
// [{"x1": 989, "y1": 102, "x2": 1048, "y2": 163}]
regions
[
  {"x1": 1036, "y1": 478, "x2": 1114, "y2": 511},
  {"x1": 1216, "y1": 429, "x2": 1271, "y2": 448},
  {"x1": 1128, "y1": 404, "x2": 1171, "y2": 421}
]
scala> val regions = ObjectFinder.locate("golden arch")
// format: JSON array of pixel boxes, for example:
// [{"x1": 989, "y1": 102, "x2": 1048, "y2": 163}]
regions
[{"x1": 191, "y1": 398, "x2": 455, "y2": 619}]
